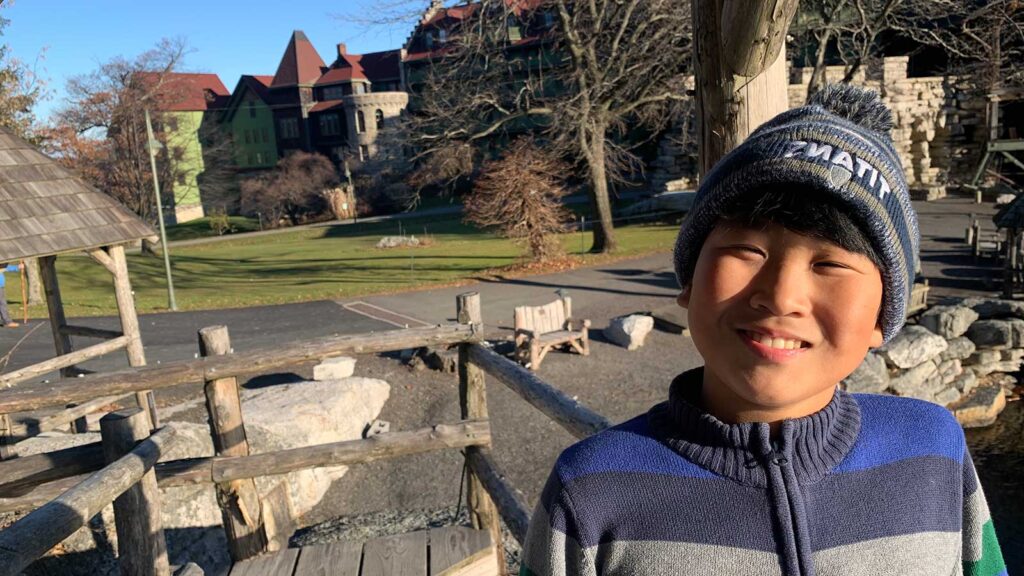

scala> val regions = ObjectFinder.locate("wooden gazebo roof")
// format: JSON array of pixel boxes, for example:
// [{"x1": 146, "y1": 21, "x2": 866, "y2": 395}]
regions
[{"x1": 0, "y1": 127, "x2": 155, "y2": 263}]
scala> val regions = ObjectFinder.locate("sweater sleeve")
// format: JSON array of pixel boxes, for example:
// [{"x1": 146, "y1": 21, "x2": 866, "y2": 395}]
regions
[
  {"x1": 961, "y1": 447, "x2": 1006, "y2": 576},
  {"x1": 519, "y1": 467, "x2": 596, "y2": 576}
]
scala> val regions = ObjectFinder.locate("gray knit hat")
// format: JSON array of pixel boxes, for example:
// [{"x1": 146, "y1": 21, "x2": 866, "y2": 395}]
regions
[{"x1": 673, "y1": 84, "x2": 919, "y2": 343}]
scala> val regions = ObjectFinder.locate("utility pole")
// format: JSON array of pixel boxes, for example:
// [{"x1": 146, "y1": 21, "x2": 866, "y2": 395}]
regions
[{"x1": 144, "y1": 108, "x2": 178, "y2": 311}]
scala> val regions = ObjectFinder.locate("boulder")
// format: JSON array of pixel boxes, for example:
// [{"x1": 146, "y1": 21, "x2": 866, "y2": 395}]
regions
[
  {"x1": 1001, "y1": 348, "x2": 1024, "y2": 361},
  {"x1": 376, "y1": 235, "x2": 420, "y2": 249},
  {"x1": 933, "y1": 387, "x2": 963, "y2": 407},
  {"x1": 969, "y1": 359, "x2": 1023, "y2": 377},
  {"x1": 965, "y1": 350, "x2": 1001, "y2": 366},
  {"x1": 878, "y1": 326, "x2": 948, "y2": 369},
  {"x1": 888, "y1": 360, "x2": 942, "y2": 401},
  {"x1": 313, "y1": 356, "x2": 356, "y2": 380},
  {"x1": 950, "y1": 385, "x2": 1007, "y2": 428},
  {"x1": 604, "y1": 314, "x2": 655, "y2": 351},
  {"x1": 939, "y1": 337, "x2": 975, "y2": 362},
  {"x1": 842, "y1": 352, "x2": 889, "y2": 394},
  {"x1": 951, "y1": 371, "x2": 978, "y2": 396},
  {"x1": 937, "y1": 358, "x2": 962, "y2": 385},
  {"x1": 965, "y1": 320, "x2": 1015, "y2": 350},
  {"x1": 961, "y1": 297, "x2": 1024, "y2": 320},
  {"x1": 919, "y1": 305, "x2": 978, "y2": 339}
]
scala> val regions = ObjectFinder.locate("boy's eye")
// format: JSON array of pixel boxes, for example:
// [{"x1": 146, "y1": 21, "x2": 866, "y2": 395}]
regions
[{"x1": 815, "y1": 261, "x2": 850, "y2": 270}]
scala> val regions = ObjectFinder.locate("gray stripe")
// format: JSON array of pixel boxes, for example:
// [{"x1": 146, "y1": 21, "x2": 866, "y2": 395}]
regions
[
  {"x1": 962, "y1": 484, "x2": 992, "y2": 563},
  {"x1": 591, "y1": 540, "x2": 784, "y2": 576},
  {"x1": 813, "y1": 531, "x2": 961, "y2": 575},
  {"x1": 522, "y1": 498, "x2": 595, "y2": 576}
]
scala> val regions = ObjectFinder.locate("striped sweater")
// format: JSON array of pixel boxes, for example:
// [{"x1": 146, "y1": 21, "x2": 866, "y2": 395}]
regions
[{"x1": 520, "y1": 367, "x2": 1006, "y2": 576}]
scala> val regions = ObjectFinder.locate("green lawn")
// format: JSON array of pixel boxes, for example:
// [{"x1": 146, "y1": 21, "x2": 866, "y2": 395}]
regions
[
  {"x1": 9, "y1": 216, "x2": 678, "y2": 318},
  {"x1": 163, "y1": 216, "x2": 262, "y2": 242}
]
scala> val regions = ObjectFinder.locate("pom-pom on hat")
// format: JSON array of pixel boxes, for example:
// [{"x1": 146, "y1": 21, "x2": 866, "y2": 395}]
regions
[{"x1": 672, "y1": 84, "x2": 919, "y2": 343}]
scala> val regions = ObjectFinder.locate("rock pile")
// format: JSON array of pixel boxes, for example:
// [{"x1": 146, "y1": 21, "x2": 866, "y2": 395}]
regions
[{"x1": 843, "y1": 298, "x2": 1021, "y2": 427}]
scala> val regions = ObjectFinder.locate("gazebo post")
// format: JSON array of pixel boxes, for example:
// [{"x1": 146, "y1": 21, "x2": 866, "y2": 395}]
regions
[
  {"x1": 39, "y1": 256, "x2": 75, "y2": 378},
  {"x1": 108, "y1": 244, "x2": 159, "y2": 429}
]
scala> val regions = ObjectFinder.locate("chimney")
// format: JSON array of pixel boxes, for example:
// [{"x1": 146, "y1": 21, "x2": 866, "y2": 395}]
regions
[{"x1": 337, "y1": 43, "x2": 347, "y2": 58}]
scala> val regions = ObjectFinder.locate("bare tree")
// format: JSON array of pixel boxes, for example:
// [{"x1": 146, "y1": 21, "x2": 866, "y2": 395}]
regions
[
  {"x1": 402, "y1": 0, "x2": 692, "y2": 253},
  {"x1": 464, "y1": 138, "x2": 573, "y2": 262},
  {"x1": 40, "y1": 38, "x2": 236, "y2": 223},
  {"x1": 240, "y1": 151, "x2": 338, "y2": 227}
]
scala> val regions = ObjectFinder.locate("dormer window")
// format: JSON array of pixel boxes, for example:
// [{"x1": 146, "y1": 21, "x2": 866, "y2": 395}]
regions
[
  {"x1": 425, "y1": 32, "x2": 434, "y2": 49},
  {"x1": 438, "y1": 29, "x2": 447, "y2": 44},
  {"x1": 543, "y1": 11, "x2": 554, "y2": 28}
]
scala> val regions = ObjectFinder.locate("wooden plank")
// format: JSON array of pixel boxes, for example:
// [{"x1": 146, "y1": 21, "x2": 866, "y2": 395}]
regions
[
  {"x1": 0, "y1": 425, "x2": 177, "y2": 576},
  {"x1": 0, "y1": 420, "x2": 491, "y2": 500},
  {"x1": 466, "y1": 450, "x2": 531, "y2": 546},
  {"x1": 292, "y1": 541, "x2": 361, "y2": 576},
  {"x1": 261, "y1": 482, "x2": 296, "y2": 553},
  {"x1": 467, "y1": 344, "x2": 610, "y2": 440},
  {"x1": 361, "y1": 530, "x2": 428, "y2": 576},
  {"x1": 229, "y1": 548, "x2": 299, "y2": 576},
  {"x1": 0, "y1": 323, "x2": 477, "y2": 414},
  {"x1": 200, "y1": 326, "x2": 268, "y2": 561},
  {"x1": 0, "y1": 335, "x2": 129, "y2": 388},
  {"x1": 101, "y1": 408, "x2": 170, "y2": 576},
  {"x1": 428, "y1": 527, "x2": 493, "y2": 576}
]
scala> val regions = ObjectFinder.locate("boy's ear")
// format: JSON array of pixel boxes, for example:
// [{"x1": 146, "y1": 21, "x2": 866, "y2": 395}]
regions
[
  {"x1": 869, "y1": 321, "x2": 884, "y2": 349},
  {"x1": 677, "y1": 286, "x2": 691, "y2": 309}
]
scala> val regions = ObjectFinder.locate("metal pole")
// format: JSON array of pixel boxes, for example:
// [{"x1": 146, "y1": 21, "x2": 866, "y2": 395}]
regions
[
  {"x1": 144, "y1": 109, "x2": 178, "y2": 311},
  {"x1": 580, "y1": 216, "x2": 585, "y2": 254}
]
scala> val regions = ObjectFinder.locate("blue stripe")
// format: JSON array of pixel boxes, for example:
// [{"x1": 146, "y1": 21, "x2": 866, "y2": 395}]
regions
[
  {"x1": 556, "y1": 415, "x2": 719, "y2": 483},
  {"x1": 834, "y1": 394, "x2": 964, "y2": 472}
]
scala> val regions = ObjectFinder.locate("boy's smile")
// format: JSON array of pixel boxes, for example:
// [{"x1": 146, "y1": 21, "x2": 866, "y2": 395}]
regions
[{"x1": 678, "y1": 220, "x2": 885, "y2": 425}]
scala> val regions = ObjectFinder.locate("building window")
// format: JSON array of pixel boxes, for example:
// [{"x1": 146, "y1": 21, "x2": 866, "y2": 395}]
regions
[
  {"x1": 167, "y1": 116, "x2": 179, "y2": 131},
  {"x1": 256, "y1": 152, "x2": 264, "y2": 164},
  {"x1": 425, "y1": 32, "x2": 434, "y2": 49},
  {"x1": 323, "y1": 86, "x2": 344, "y2": 100},
  {"x1": 375, "y1": 109, "x2": 384, "y2": 130},
  {"x1": 244, "y1": 129, "x2": 251, "y2": 144},
  {"x1": 359, "y1": 145, "x2": 369, "y2": 161},
  {"x1": 438, "y1": 29, "x2": 447, "y2": 44},
  {"x1": 543, "y1": 11, "x2": 554, "y2": 28},
  {"x1": 354, "y1": 83, "x2": 366, "y2": 95},
  {"x1": 279, "y1": 117, "x2": 299, "y2": 139},
  {"x1": 261, "y1": 127, "x2": 269, "y2": 143},
  {"x1": 248, "y1": 101, "x2": 256, "y2": 118},
  {"x1": 356, "y1": 111, "x2": 366, "y2": 134},
  {"x1": 319, "y1": 113, "x2": 341, "y2": 136}
]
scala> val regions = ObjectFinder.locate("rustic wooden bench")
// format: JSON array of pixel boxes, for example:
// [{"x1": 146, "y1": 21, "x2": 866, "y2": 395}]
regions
[
  {"x1": 906, "y1": 280, "x2": 930, "y2": 317},
  {"x1": 514, "y1": 296, "x2": 590, "y2": 370},
  {"x1": 229, "y1": 526, "x2": 497, "y2": 576}
]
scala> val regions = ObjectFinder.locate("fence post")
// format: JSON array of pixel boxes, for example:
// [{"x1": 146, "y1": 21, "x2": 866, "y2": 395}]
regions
[
  {"x1": 456, "y1": 292, "x2": 506, "y2": 573},
  {"x1": 0, "y1": 413, "x2": 13, "y2": 461},
  {"x1": 199, "y1": 326, "x2": 268, "y2": 561},
  {"x1": 100, "y1": 408, "x2": 170, "y2": 576}
]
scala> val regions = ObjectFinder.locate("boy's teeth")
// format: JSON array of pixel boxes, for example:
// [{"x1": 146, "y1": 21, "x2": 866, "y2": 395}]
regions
[{"x1": 749, "y1": 331, "x2": 803, "y2": 350}]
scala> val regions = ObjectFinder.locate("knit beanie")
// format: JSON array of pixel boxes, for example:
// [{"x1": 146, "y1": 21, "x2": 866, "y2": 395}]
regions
[{"x1": 673, "y1": 84, "x2": 919, "y2": 343}]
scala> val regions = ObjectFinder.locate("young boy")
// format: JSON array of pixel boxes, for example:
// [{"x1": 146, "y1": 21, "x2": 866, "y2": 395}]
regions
[{"x1": 519, "y1": 85, "x2": 1006, "y2": 575}]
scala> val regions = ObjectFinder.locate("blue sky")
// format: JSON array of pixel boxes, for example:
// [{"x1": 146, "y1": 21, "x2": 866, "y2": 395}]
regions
[{"x1": 3, "y1": 0, "x2": 418, "y2": 122}]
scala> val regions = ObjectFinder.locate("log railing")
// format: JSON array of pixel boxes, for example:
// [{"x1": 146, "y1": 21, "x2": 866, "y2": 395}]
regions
[{"x1": 0, "y1": 292, "x2": 611, "y2": 574}]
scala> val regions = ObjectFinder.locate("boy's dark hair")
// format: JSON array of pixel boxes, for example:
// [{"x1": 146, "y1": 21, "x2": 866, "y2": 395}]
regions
[{"x1": 704, "y1": 185, "x2": 884, "y2": 275}]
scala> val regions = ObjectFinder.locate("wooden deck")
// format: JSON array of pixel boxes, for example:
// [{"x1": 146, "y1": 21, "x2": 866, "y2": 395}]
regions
[{"x1": 229, "y1": 526, "x2": 498, "y2": 576}]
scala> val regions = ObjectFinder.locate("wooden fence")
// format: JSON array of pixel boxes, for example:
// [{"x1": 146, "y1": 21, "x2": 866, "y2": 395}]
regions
[{"x1": 0, "y1": 293, "x2": 611, "y2": 575}]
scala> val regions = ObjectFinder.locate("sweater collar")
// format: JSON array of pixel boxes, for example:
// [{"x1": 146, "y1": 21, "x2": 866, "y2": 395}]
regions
[{"x1": 647, "y1": 366, "x2": 861, "y2": 487}]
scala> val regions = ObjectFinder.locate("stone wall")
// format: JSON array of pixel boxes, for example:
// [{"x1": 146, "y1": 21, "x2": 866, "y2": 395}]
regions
[
  {"x1": 650, "y1": 57, "x2": 989, "y2": 199},
  {"x1": 844, "y1": 297, "x2": 1022, "y2": 427}
]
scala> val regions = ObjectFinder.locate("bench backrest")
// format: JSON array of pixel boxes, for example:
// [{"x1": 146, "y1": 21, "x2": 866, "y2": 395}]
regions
[{"x1": 514, "y1": 300, "x2": 567, "y2": 335}]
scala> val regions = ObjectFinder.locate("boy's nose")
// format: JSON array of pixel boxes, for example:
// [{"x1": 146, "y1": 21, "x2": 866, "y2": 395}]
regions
[{"x1": 747, "y1": 261, "x2": 811, "y2": 318}]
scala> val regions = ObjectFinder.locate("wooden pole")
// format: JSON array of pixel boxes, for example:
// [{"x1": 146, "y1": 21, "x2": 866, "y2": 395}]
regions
[
  {"x1": 38, "y1": 255, "x2": 74, "y2": 378},
  {"x1": 693, "y1": 0, "x2": 798, "y2": 175},
  {"x1": 100, "y1": 408, "x2": 170, "y2": 576},
  {"x1": 107, "y1": 245, "x2": 158, "y2": 429},
  {"x1": 455, "y1": 292, "x2": 506, "y2": 573},
  {"x1": 0, "y1": 414, "x2": 12, "y2": 462},
  {"x1": 19, "y1": 261, "x2": 26, "y2": 324},
  {"x1": 465, "y1": 450, "x2": 531, "y2": 546},
  {"x1": 198, "y1": 325, "x2": 268, "y2": 561},
  {"x1": 0, "y1": 335, "x2": 129, "y2": 388},
  {"x1": 0, "y1": 425, "x2": 176, "y2": 576}
]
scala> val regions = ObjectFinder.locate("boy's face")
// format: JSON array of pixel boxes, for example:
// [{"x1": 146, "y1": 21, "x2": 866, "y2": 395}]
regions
[{"x1": 678, "y1": 220, "x2": 884, "y2": 421}]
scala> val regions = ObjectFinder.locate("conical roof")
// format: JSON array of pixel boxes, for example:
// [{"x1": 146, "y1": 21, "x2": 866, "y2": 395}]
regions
[
  {"x1": 270, "y1": 30, "x2": 326, "y2": 88},
  {"x1": 0, "y1": 127, "x2": 156, "y2": 262}
]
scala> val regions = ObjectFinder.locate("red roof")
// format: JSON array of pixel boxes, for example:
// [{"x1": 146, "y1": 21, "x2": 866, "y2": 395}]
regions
[
  {"x1": 135, "y1": 72, "x2": 230, "y2": 111},
  {"x1": 271, "y1": 30, "x2": 327, "y2": 88},
  {"x1": 317, "y1": 47, "x2": 401, "y2": 86},
  {"x1": 309, "y1": 99, "x2": 345, "y2": 113}
]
